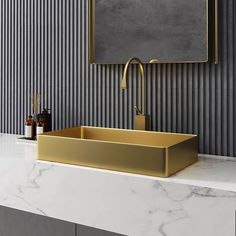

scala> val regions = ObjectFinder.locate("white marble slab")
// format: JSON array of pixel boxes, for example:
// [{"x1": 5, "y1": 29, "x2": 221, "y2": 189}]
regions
[{"x1": 0, "y1": 133, "x2": 235, "y2": 235}]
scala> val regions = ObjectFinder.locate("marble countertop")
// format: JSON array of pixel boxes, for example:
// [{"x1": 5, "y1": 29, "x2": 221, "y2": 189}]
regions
[{"x1": 0, "y1": 133, "x2": 236, "y2": 235}]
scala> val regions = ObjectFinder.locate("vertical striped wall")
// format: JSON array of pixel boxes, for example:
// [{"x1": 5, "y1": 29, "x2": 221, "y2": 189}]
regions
[{"x1": 0, "y1": 0, "x2": 235, "y2": 157}]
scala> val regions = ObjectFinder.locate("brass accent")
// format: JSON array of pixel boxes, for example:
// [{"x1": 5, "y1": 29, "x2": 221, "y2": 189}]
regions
[
  {"x1": 89, "y1": 0, "x2": 209, "y2": 64},
  {"x1": 206, "y1": 0, "x2": 209, "y2": 63},
  {"x1": 121, "y1": 57, "x2": 150, "y2": 130},
  {"x1": 214, "y1": 0, "x2": 219, "y2": 64},
  {"x1": 38, "y1": 126, "x2": 198, "y2": 178},
  {"x1": 134, "y1": 115, "x2": 150, "y2": 131},
  {"x1": 121, "y1": 57, "x2": 145, "y2": 114},
  {"x1": 149, "y1": 59, "x2": 160, "y2": 64},
  {"x1": 134, "y1": 105, "x2": 142, "y2": 115},
  {"x1": 89, "y1": 0, "x2": 95, "y2": 63}
]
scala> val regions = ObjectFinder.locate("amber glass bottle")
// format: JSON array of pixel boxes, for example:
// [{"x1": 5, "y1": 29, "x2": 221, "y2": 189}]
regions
[
  {"x1": 36, "y1": 119, "x2": 45, "y2": 136},
  {"x1": 25, "y1": 115, "x2": 36, "y2": 139}
]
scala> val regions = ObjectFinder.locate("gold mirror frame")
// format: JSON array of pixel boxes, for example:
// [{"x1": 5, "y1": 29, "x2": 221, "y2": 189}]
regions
[{"x1": 89, "y1": 0, "x2": 214, "y2": 65}]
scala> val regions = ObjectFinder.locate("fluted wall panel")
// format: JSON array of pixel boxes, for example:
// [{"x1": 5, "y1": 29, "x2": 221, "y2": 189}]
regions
[{"x1": 0, "y1": 0, "x2": 235, "y2": 157}]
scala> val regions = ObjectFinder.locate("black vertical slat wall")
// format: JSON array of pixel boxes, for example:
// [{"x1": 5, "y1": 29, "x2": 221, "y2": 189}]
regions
[{"x1": 0, "y1": 0, "x2": 235, "y2": 157}]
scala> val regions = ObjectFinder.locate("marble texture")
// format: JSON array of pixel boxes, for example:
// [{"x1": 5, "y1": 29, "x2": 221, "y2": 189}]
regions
[{"x1": 0, "y1": 133, "x2": 235, "y2": 236}]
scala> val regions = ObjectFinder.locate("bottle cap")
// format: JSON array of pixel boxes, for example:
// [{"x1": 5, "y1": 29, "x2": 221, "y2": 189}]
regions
[{"x1": 42, "y1": 108, "x2": 51, "y2": 114}]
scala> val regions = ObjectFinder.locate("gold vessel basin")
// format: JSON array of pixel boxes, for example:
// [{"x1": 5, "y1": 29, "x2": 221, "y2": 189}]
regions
[{"x1": 37, "y1": 126, "x2": 198, "y2": 177}]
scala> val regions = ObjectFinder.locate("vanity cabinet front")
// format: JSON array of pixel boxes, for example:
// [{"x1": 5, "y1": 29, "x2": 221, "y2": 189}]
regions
[{"x1": 0, "y1": 206, "x2": 75, "y2": 236}]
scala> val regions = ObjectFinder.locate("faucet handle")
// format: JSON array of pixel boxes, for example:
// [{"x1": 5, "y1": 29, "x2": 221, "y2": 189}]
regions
[
  {"x1": 149, "y1": 59, "x2": 160, "y2": 64},
  {"x1": 134, "y1": 106, "x2": 142, "y2": 115}
]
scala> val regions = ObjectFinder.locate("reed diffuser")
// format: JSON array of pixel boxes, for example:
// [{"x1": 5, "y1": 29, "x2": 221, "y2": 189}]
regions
[{"x1": 32, "y1": 93, "x2": 40, "y2": 120}]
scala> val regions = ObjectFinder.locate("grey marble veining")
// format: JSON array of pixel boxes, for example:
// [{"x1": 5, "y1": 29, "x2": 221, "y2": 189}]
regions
[{"x1": 0, "y1": 134, "x2": 235, "y2": 235}]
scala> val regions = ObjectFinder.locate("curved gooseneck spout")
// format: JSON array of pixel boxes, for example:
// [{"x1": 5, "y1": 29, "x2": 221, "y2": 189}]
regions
[{"x1": 120, "y1": 57, "x2": 145, "y2": 115}]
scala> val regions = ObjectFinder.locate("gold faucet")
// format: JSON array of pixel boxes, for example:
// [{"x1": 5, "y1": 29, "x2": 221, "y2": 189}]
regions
[{"x1": 121, "y1": 57, "x2": 150, "y2": 130}]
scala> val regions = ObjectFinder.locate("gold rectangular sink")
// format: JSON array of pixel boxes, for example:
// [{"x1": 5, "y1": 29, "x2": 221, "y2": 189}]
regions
[{"x1": 37, "y1": 126, "x2": 198, "y2": 177}]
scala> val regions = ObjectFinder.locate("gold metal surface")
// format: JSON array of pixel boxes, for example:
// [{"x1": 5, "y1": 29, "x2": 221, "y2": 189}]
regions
[
  {"x1": 214, "y1": 0, "x2": 218, "y2": 64},
  {"x1": 134, "y1": 115, "x2": 150, "y2": 131},
  {"x1": 89, "y1": 0, "x2": 209, "y2": 64},
  {"x1": 206, "y1": 0, "x2": 209, "y2": 63},
  {"x1": 121, "y1": 57, "x2": 145, "y2": 115},
  {"x1": 38, "y1": 126, "x2": 198, "y2": 177},
  {"x1": 89, "y1": 0, "x2": 95, "y2": 64},
  {"x1": 121, "y1": 58, "x2": 150, "y2": 131},
  {"x1": 149, "y1": 59, "x2": 160, "y2": 64}
]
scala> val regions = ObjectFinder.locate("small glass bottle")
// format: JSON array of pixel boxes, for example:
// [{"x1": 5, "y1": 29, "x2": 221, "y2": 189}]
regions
[
  {"x1": 36, "y1": 108, "x2": 51, "y2": 132},
  {"x1": 36, "y1": 119, "x2": 45, "y2": 136},
  {"x1": 25, "y1": 115, "x2": 36, "y2": 139}
]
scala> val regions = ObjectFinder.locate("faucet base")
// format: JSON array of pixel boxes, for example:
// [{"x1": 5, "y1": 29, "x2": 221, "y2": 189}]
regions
[{"x1": 134, "y1": 115, "x2": 150, "y2": 131}]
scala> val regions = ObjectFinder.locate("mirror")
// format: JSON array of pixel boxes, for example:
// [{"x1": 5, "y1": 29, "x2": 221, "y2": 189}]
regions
[{"x1": 89, "y1": 0, "x2": 208, "y2": 64}]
